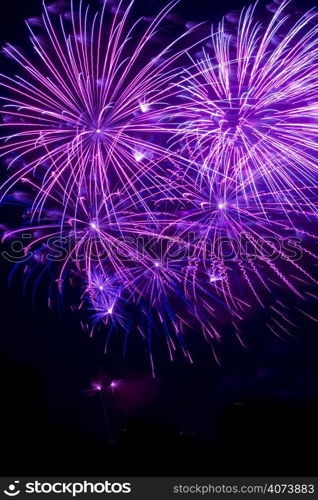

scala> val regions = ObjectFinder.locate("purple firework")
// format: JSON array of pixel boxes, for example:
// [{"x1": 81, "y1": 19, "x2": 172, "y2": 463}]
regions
[
  {"x1": 173, "y1": 1, "x2": 318, "y2": 210},
  {"x1": 0, "y1": 0, "x2": 193, "y2": 212},
  {"x1": 0, "y1": 0, "x2": 318, "y2": 371}
]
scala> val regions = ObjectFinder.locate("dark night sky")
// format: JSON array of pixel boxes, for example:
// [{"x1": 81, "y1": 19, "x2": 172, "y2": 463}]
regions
[{"x1": 1, "y1": 0, "x2": 318, "y2": 476}]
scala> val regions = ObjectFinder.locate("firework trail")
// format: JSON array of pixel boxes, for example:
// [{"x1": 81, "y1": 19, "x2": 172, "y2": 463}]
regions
[
  {"x1": 164, "y1": 169, "x2": 318, "y2": 304},
  {"x1": 1, "y1": 0, "x2": 318, "y2": 370}
]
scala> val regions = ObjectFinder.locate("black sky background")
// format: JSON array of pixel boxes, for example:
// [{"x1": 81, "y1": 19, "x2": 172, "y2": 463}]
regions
[{"x1": 1, "y1": 0, "x2": 318, "y2": 476}]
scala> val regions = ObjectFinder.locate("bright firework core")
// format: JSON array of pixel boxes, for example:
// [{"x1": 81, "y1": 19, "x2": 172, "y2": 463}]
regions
[{"x1": 220, "y1": 107, "x2": 241, "y2": 133}]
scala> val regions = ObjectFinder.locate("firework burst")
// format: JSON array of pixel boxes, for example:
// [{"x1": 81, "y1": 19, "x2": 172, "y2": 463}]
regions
[
  {"x1": 0, "y1": 0, "x2": 194, "y2": 214},
  {"x1": 1, "y1": 0, "x2": 318, "y2": 370},
  {"x1": 174, "y1": 1, "x2": 318, "y2": 210}
]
